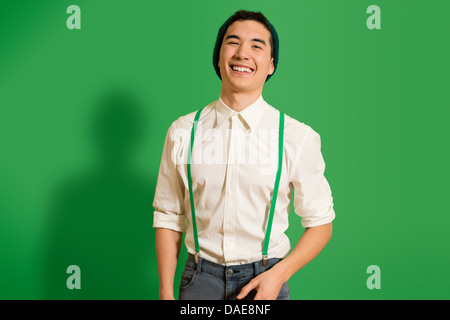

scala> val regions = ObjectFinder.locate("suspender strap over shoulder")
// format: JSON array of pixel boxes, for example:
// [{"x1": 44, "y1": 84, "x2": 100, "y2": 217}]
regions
[
  {"x1": 187, "y1": 107, "x2": 204, "y2": 263},
  {"x1": 262, "y1": 110, "x2": 284, "y2": 266},
  {"x1": 187, "y1": 108, "x2": 284, "y2": 266}
]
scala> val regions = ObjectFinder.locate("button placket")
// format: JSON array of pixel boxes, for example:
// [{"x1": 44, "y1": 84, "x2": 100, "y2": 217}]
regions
[{"x1": 223, "y1": 114, "x2": 238, "y2": 263}]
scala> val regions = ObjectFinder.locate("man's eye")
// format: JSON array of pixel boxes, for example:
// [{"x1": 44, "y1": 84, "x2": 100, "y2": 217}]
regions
[
  {"x1": 253, "y1": 46, "x2": 261, "y2": 49},
  {"x1": 228, "y1": 42, "x2": 238, "y2": 45}
]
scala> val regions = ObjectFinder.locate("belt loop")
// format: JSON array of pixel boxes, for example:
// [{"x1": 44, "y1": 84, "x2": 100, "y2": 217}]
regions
[{"x1": 253, "y1": 260, "x2": 259, "y2": 277}]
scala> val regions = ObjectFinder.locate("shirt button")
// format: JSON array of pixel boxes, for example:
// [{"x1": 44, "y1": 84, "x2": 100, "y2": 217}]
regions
[{"x1": 226, "y1": 269, "x2": 233, "y2": 276}]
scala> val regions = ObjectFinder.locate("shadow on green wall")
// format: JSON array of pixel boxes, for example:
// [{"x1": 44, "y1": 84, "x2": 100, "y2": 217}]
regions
[{"x1": 41, "y1": 89, "x2": 158, "y2": 299}]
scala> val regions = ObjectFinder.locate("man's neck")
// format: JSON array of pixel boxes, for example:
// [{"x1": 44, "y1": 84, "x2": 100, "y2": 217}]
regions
[{"x1": 220, "y1": 88, "x2": 262, "y2": 112}]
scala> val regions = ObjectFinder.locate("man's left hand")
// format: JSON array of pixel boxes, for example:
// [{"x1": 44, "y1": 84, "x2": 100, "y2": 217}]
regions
[{"x1": 236, "y1": 267, "x2": 285, "y2": 300}]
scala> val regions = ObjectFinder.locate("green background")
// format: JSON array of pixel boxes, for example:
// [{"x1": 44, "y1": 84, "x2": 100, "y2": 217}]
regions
[{"x1": 1, "y1": 0, "x2": 449, "y2": 300}]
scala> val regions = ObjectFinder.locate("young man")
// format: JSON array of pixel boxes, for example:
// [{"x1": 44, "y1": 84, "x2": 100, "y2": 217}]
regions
[{"x1": 153, "y1": 10, "x2": 335, "y2": 300}]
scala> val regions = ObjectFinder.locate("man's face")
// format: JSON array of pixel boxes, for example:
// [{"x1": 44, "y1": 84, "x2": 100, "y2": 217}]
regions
[{"x1": 218, "y1": 20, "x2": 274, "y2": 94}]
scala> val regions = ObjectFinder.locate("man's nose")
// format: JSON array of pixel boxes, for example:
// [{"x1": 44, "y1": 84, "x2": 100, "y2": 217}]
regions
[{"x1": 234, "y1": 43, "x2": 250, "y2": 59}]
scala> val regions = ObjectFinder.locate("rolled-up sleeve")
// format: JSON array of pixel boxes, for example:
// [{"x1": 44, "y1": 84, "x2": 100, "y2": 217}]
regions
[
  {"x1": 152, "y1": 123, "x2": 187, "y2": 233},
  {"x1": 290, "y1": 128, "x2": 335, "y2": 228}
]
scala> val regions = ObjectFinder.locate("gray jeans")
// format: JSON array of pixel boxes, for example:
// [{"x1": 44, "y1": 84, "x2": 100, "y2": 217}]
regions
[{"x1": 178, "y1": 254, "x2": 290, "y2": 300}]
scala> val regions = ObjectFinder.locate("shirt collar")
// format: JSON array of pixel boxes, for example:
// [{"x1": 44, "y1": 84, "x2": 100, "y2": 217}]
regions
[{"x1": 215, "y1": 95, "x2": 267, "y2": 132}]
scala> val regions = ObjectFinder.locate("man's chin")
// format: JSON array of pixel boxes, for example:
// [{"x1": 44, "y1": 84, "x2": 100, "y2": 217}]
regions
[{"x1": 224, "y1": 76, "x2": 254, "y2": 89}]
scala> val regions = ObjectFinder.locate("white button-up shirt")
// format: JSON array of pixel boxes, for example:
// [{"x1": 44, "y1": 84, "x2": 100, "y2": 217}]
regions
[{"x1": 152, "y1": 95, "x2": 335, "y2": 265}]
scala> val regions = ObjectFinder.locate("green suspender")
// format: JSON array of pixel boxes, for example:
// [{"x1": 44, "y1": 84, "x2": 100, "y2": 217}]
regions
[
  {"x1": 187, "y1": 108, "x2": 285, "y2": 266},
  {"x1": 187, "y1": 107, "x2": 204, "y2": 263},
  {"x1": 262, "y1": 111, "x2": 284, "y2": 266}
]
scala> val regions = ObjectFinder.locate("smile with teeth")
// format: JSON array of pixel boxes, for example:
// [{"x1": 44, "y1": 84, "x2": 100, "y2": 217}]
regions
[{"x1": 231, "y1": 65, "x2": 254, "y2": 73}]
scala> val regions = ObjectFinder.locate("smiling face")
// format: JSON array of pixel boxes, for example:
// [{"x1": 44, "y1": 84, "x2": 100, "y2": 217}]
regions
[{"x1": 218, "y1": 20, "x2": 274, "y2": 95}]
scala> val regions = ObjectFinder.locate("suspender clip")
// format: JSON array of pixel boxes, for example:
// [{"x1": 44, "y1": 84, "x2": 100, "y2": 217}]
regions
[
  {"x1": 194, "y1": 251, "x2": 199, "y2": 264},
  {"x1": 262, "y1": 255, "x2": 268, "y2": 267}
]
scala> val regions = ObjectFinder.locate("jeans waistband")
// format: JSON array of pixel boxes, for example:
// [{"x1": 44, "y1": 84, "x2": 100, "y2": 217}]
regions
[{"x1": 186, "y1": 253, "x2": 283, "y2": 280}]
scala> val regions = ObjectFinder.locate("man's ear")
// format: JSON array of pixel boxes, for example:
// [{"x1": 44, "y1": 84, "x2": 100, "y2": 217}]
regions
[{"x1": 268, "y1": 57, "x2": 275, "y2": 75}]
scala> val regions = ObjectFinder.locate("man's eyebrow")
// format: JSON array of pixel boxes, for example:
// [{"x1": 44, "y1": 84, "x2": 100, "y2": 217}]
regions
[{"x1": 225, "y1": 34, "x2": 267, "y2": 46}]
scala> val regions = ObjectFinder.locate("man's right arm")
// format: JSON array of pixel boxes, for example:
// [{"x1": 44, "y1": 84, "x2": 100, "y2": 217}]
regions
[
  {"x1": 153, "y1": 122, "x2": 188, "y2": 300},
  {"x1": 155, "y1": 228, "x2": 183, "y2": 300}
]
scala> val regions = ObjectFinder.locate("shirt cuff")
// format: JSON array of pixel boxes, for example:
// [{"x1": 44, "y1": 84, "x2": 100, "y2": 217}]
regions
[
  {"x1": 301, "y1": 207, "x2": 336, "y2": 229},
  {"x1": 153, "y1": 210, "x2": 187, "y2": 233}
]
